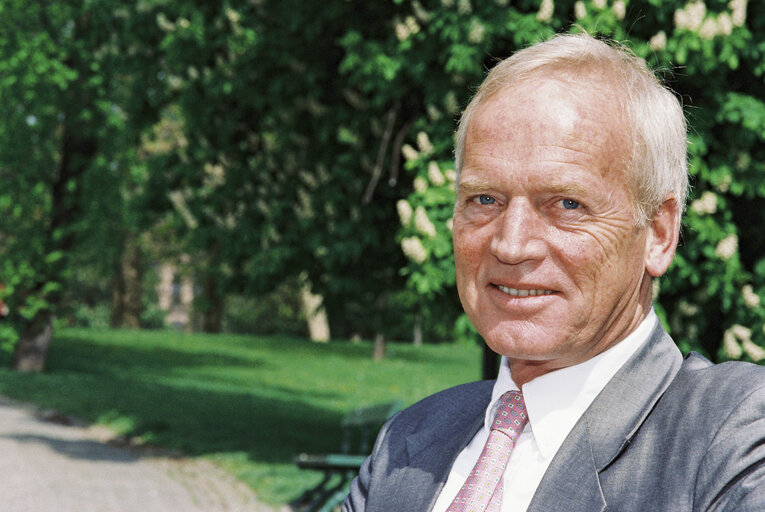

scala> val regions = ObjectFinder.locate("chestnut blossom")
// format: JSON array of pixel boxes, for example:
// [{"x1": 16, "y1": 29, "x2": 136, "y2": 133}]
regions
[
  {"x1": 397, "y1": 199, "x2": 413, "y2": 226},
  {"x1": 649, "y1": 31, "x2": 667, "y2": 51},
  {"x1": 402, "y1": 144, "x2": 420, "y2": 162},
  {"x1": 698, "y1": 17, "x2": 718, "y2": 40},
  {"x1": 730, "y1": 0, "x2": 747, "y2": 27},
  {"x1": 468, "y1": 19, "x2": 486, "y2": 44},
  {"x1": 401, "y1": 237, "x2": 427, "y2": 264},
  {"x1": 715, "y1": 233, "x2": 738, "y2": 260},
  {"x1": 417, "y1": 132, "x2": 434, "y2": 155},
  {"x1": 612, "y1": 0, "x2": 626, "y2": 20},
  {"x1": 537, "y1": 0, "x2": 554, "y2": 22},
  {"x1": 428, "y1": 162, "x2": 446, "y2": 186},
  {"x1": 718, "y1": 12, "x2": 733, "y2": 35},
  {"x1": 690, "y1": 190, "x2": 717, "y2": 215},
  {"x1": 574, "y1": 1, "x2": 587, "y2": 20},
  {"x1": 742, "y1": 284, "x2": 761, "y2": 309},
  {"x1": 414, "y1": 207, "x2": 437, "y2": 238}
]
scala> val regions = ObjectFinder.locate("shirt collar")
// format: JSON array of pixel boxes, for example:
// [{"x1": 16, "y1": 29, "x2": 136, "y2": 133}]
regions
[{"x1": 487, "y1": 309, "x2": 658, "y2": 459}]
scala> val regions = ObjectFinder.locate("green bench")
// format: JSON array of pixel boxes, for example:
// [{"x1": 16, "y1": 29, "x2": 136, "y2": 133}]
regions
[{"x1": 292, "y1": 400, "x2": 403, "y2": 512}]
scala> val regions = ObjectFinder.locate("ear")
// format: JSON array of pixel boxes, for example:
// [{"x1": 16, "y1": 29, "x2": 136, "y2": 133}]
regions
[{"x1": 645, "y1": 197, "x2": 681, "y2": 278}]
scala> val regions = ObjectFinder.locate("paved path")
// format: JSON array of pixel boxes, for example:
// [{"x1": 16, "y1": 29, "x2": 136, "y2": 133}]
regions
[{"x1": 0, "y1": 397, "x2": 284, "y2": 512}]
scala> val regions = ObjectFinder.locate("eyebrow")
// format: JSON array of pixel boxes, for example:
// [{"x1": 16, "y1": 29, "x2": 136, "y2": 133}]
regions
[
  {"x1": 457, "y1": 176, "x2": 594, "y2": 198},
  {"x1": 456, "y1": 179, "x2": 494, "y2": 196}
]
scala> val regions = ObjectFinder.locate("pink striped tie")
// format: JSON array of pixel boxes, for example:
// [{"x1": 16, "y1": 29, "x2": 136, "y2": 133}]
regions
[{"x1": 447, "y1": 390, "x2": 527, "y2": 512}]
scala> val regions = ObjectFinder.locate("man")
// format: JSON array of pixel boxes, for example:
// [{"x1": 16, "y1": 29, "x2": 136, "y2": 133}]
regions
[{"x1": 343, "y1": 33, "x2": 765, "y2": 511}]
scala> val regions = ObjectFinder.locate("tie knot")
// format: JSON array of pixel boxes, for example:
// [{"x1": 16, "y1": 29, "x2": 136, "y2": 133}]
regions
[{"x1": 491, "y1": 390, "x2": 527, "y2": 438}]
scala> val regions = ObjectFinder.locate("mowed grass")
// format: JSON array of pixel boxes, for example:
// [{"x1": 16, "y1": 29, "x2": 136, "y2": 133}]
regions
[{"x1": 0, "y1": 328, "x2": 482, "y2": 504}]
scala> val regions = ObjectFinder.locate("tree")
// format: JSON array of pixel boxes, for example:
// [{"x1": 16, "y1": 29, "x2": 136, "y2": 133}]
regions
[{"x1": 0, "y1": 1, "x2": 166, "y2": 370}]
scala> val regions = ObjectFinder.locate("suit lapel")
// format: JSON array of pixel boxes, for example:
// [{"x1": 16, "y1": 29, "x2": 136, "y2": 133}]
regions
[
  {"x1": 528, "y1": 324, "x2": 683, "y2": 511},
  {"x1": 389, "y1": 383, "x2": 491, "y2": 512}
]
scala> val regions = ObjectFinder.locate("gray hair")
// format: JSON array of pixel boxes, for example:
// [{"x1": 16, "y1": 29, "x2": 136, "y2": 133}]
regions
[{"x1": 454, "y1": 32, "x2": 688, "y2": 224}]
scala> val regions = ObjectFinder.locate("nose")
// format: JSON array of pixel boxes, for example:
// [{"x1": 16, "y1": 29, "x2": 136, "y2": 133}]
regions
[{"x1": 488, "y1": 199, "x2": 546, "y2": 265}]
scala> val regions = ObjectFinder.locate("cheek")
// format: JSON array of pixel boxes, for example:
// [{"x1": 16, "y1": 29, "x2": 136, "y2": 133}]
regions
[
  {"x1": 557, "y1": 229, "x2": 645, "y2": 293},
  {"x1": 453, "y1": 226, "x2": 486, "y2": 267}
]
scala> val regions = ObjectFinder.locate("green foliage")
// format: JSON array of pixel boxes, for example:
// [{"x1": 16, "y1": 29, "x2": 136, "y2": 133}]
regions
[
  {"x1": 334, "y1": 0, "x2": 765, "y2": 361},
  {"x1": 0, "y1": 1, "x2": 168, "y2": 351},
  {"x1": 0, "y1": 327, "x2": 481, "y2": 503},
  {"x1": 1, "y1": 0, "x2": 763, "y2": 362}
]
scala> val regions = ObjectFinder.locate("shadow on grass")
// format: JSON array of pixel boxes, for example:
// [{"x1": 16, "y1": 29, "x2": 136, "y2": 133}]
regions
[
  {"x1": 50, "y1": 336, "x2": 268, "y2": 375},
  {"x1": 0, "y1": 371, "x2": 344, "y2": 465}
]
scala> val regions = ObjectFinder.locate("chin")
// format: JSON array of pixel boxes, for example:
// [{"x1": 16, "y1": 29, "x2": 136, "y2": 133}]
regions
[{"x1": 481, "y1": 322, "x2": 571, "y2": 361}]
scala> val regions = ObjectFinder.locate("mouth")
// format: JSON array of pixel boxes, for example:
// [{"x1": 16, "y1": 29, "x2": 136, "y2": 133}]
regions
[{"x1": 494, "y1": 284, "x2": 557, "y2": 297}]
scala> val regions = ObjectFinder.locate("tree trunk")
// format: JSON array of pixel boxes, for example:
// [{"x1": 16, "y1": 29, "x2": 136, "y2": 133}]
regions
[
  {"x1": 373, "y1": 333, "x2": 386, "y2": 361},
  {"x1": 14, "y1": 314, "x2": 54, "y2": 373},
  {"x1": 300, "y1": 280, "x2": 330, "y2": 342},
  {"x1": 413, "y1": 312, "x2": 423, "y2": 346},
  {"x1": 200, "y1": 273, "x2": 224, "y2": 333},
  {"x1": 111, "y1": 235, "x2": 143, "y2": 328}
]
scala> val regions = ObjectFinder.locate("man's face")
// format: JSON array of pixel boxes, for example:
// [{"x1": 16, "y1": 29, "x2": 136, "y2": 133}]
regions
[{"x1": 453, "y1": 78, "x2": 655, "y2": 382}]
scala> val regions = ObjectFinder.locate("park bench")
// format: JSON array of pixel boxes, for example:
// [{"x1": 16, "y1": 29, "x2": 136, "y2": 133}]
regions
[{"x1": 292, "y1": 400, "x2": 403, "y2": 512}]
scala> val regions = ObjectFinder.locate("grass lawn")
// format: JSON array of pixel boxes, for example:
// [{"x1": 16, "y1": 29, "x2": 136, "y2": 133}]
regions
[{"x1": 0, "y1": 328, "x2": 482, "y2": 505}]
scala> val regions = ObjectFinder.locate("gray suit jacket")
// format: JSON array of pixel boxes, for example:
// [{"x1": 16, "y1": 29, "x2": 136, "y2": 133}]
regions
[{"x1": 342, "y1": 324, "x2": 765, "y2": 511}]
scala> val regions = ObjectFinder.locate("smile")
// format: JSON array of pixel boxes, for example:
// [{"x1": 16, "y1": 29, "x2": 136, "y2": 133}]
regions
[{"x1": 495, "y1": 285, "x2": 556, "y2": 297}]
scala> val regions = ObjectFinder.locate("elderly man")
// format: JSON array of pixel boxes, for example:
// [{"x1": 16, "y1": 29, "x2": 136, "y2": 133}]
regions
[{"x1": 342, "y1": 33, "x2": 765, "y2": 511}]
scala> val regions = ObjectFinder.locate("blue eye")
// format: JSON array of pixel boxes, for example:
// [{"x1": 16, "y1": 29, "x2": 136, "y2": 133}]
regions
[
  {"x1": 478, "y1": 195, "x2": 495, "y2": 205},
  {"x1": 561, "y1": 199, "x2": 580, "y2": 210}
]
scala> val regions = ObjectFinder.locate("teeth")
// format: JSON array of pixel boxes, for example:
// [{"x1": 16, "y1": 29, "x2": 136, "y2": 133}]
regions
[{"x1": 497, "y1": 285, "x2": 554, "y2": 297}]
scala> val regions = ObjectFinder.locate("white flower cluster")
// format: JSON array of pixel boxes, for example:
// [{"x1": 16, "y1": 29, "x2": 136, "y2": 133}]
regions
[
  {"x1": 678, "y1": 299, "x2": 700, "y2": 316},
  {"x1": 537, "y1": 0, "x2": 554, "y2": 22},
  {"x1": 417, "y1": 132, "x2": 434, "y2": 155},
  {"x1": 612, "y1": 0, "x2": 626, "y2": 20},
  {"x1": 730, "y1": 0, "x2": 747, "y2": 27},
  {"x1": 225, "y1": 7, "x2": 241, "y2": 24},
  {"x1": 675, "y1": 0, "x2": 745, "y2": 40},
  {"x1": 414, "y1": 176, "x2": 428, "y2": 193},
  {"x1": 593, "y1": 0, "x2": 607, "y2": 9},
  {"x1": 468, "y1": 19, "x2": 486, "y2": 44},
  {"x1": 203, "y1": 162, "x2": 225, "y2": 188},
  {"x1": 649, "y1": 31, "x2": 667, "y2": 51},
  {"x1": 428, "y1": 162, "x2": 446, "y2": 186},
  {"x1": 402, "y1": 144, "x2": 420, "y2": 162},
  {"x1": 458, "y1": 0, "x2": 473, "y2": 15},
  {"x1": 574, "y1": 1, "x2": 587, "y2": 20},
  {"x1": 414, "y1": 206, "x2": 437, "y2": 237},
  {"x1": 574, "y1": 0, "x2": 587, "y2": 20},
  {"x1": 444, "y1": 169, "x2": 457, "y2": 183},
  {"x1": 742, "y1": 284, "x2": 761, "y2": 309},
  {"x1": 395, "y1": 16, "x2": 421, "y2": 41},
  {"x1": 690, "y1": 190, "x2": 717, "y2": 215},
  {"x1": 401, "y1": 237, "x2": 427, "y2": 264},
  {"x1": 446, "y1": 218, "x2": 454, "y2": 231},
  {"x1": 715, "y1": 233, "x2": 738, "y2": 260},
  {"x1": 723, "y1": 324, "x2": 765, "y2": 361},
  {"x1": 412, "y1": 0, "x2": 432, "y2": 23},
  {"x1": 397, "y1": 199, "x2": 413, "y2": 226},
  {"x1": 156, "y1": 12, "x2": 175, "y2": 32},
  {"x1": 441, "y1": 0, "x2": 455, "y2": 7},
  {"x1": 444, "y1": 91, "x2": 459, "y2": 114},
  {"x1": 674, "y1": 1, "x2": 706, "y2": 31}
]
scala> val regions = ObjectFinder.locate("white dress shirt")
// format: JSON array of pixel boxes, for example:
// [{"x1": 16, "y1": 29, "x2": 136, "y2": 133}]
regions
[{"x1": 432, "y1": 310, "x2": 658, "y2": 512}]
